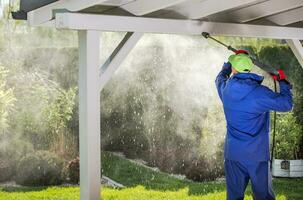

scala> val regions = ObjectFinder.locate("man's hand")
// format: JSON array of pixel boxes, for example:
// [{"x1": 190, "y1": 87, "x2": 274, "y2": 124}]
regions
[{"x1": 271, "y1": 70, "x2": 286, "y2": 81}]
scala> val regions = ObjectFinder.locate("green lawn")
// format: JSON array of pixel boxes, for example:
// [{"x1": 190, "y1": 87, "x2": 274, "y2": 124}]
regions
[{"x1": 0, "y1": 152, "x2": 302, "y2": 200}]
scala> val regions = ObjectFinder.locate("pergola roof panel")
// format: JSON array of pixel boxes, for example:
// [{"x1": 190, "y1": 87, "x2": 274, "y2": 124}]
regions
[
  {"x1": 12, "y1": 0, "x2": 303, "y2": 28},
  {"x1": 11, "y1": 0, "x2": 303, "y2": 39}
]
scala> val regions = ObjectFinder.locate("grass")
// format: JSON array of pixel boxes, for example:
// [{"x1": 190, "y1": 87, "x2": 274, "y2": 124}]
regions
[{"x1": 0, "y1": 152, "x2": 302, "y2": 200}]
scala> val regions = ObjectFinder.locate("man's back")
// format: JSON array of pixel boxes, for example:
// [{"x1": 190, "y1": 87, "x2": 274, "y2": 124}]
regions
[
  {"x1": 216, "y1": 64, "x2": 293, "y2": 162},
  {"x1": 215, "y1": 55, "x2": 293, "y2": 200}
]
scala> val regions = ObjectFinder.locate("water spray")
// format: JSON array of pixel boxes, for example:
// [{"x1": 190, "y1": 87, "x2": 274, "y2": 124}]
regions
[{"x1": 202, "y1": 32, "x2": 278, "y2": 169}]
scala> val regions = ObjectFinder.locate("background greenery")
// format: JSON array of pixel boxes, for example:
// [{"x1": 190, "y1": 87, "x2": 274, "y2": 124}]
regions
[{"x1": 0, "y1": 3, "x2": 302, "y2": 200}]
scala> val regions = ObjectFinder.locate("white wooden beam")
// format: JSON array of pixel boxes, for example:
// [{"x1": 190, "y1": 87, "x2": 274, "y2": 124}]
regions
[
  {"x1": 287, "y1": 39, "x2": 303, "y2": 68},
  {"x1": 27, "y1": 0, "x2": 108, "y2": 26},
  {"x1": 267, "y1": 7, "x2": 303, "y2": 25},
  {"x1": 78, "y1": 30, "x2": 101, "y2": 200},
  {"x1": 99, "y1": 32, "x2": 143, "y2": 90},
  {"x1": 224, "y1": 0, "x2": 303, "y2": 23},
  {"x1": 172, "y1": 0, "x2": 261, "y2": 20},
  {"x1": 55, "y1": 13, "x2": 303, "y2": 39},
  {"x1": 121, "y1": 0, "x2": 187, "y2": 16}
]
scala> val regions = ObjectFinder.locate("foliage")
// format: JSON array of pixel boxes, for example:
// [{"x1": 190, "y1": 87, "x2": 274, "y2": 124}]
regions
[
  {"x1": 0, "y1": 66, "x2": 15, "y2": 133},
  {"x1": 43, "y1": 87, "x2": 77, "y2": 158},
  {"x1": 258, "y1": 46, "x2": 303, "y2": 158},
  {"x1": 274, "y1": 113, "x2": 302, "y2": 159},
  {"x1": 62, "y1": 157, "x2": 79, "y2": 184},
  {"x1": 0, "y1": 138, "x2": 33, "y2": 182},
  {"x1": 9, "y1": 72, "x2": 59, "y2": 150},
  {"x1": 15, "y1": 151, "x2": 63, "y2": 186},
  {"x1": 0, "y1": 16, "x2": 302, "y2": 186},
  {"x1": 0, "y1": 160, "x2": 12, "y2": 182}
]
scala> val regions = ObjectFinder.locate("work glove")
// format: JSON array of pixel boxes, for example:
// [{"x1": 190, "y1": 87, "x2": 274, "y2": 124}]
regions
[
  {"x1": 235, "y1": 49, "x2": 249, "y2": 55},
  {"x1": 271, "y1": 69, "x2": 286, "y2": 81}
]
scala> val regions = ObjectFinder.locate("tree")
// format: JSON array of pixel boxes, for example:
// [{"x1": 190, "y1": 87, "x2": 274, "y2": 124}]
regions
[
  {"x1": 43, "y1": 87, "x2": 77, "y2": 158},
  {"x1": 0, "y1": 66, "x2": 15, "y2": 133},
  {"x1": 274, "y1": 112, "x2": 302, "y2": 159}
]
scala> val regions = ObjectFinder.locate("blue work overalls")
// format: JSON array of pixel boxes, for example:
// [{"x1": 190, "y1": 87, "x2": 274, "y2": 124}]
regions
[{"x1": 215, "y1": 62, "x2": 293, "y2": 200}]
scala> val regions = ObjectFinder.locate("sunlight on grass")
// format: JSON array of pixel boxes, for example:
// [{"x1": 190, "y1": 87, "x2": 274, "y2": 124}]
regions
[
  {"x1": 103, "y1": 186, "x2": 287, "y2": 200},
  {"x1": 0, "y1": 185, "x2": 288, "y2": 200}
]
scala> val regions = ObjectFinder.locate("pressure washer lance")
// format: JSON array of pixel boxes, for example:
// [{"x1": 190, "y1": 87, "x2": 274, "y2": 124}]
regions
[
  {"x1": 202, "y1": 32, "x2": 278, "y2": 169},
  {"x1": 201, "y1": 32, "x2": 279, "y2": 76}
]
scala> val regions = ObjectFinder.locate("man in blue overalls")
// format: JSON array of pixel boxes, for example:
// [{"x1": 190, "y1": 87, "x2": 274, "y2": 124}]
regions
[{"x1": 215, "y1": 51, "x2": 293, "y2": 200}]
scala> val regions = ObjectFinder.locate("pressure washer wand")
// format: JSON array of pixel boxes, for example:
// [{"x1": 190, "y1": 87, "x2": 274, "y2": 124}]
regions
[{"x1": 202, "y1": 32, "x2": 279, "y2": 76}]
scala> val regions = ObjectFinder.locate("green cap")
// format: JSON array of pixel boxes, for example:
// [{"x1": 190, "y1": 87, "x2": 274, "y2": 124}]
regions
[{"x1": 228, "y1": 54, "x2": 253, "y2": 73}]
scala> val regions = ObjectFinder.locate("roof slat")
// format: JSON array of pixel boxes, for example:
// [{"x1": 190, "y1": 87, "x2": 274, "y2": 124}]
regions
[
  {"x1": 267, "y1": 7, "x2": 303, "y2": 25},
  {"x1": 167, "y1": 0, "x2": 262, "y2": 20},
  {"x1": 221, "y1": 0, "x2": 303, "y2": 23},
  {"x1": 27, "y1": 0, "x2": 110, "y2": 26},
  {"x1": 121, "y1": 0, "x2": 187, "y2": 16}
]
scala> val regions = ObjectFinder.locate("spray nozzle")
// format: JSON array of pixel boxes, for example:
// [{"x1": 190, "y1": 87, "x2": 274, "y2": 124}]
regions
[{"x1": 202, "y1": 32, "x2": 210, "y2": 39}]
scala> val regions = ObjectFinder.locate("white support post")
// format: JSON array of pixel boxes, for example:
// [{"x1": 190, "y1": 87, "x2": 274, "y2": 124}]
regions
[
  {"x1": 286, "y1": 39, "x2": 303, "y2": 68},
  {"x1": 99, "y1": 32, "x2": 143, "y2": 90},
  {"x1": 79, "y1": 30, "x2": 101, "y2": 200}
]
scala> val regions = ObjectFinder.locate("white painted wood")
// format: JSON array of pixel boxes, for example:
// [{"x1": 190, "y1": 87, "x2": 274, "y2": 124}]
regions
[
  {"x1": 99, "y1": 32, "x2": 143, "y2": 90},
  {"x1": 121, "y1": 0, "x2": 187, "y2": 16},
  {"x1": 290, "y1": 171, "x2": 303, "y2": 177},
  {"x1": 171, "y1": 0, "x2": 261, "y2": 20},
  {"x1": 27, "y1": 0, "x2": 108, "y2": 26},
  {"x1": 267, "y1": 7, "x2": 303, "y2": 25},
  {"x1": 224, "y1": 0, "x2": 303, "y2": 23},
  {"x1": 272, "y1": 159, "x2": 290, "y2": 177},
  {"x1": 290, "y1": 160, "x2": 303, "y2": 165},
  {"x1": 286, "y1": 39, "x2": 303, "y2": 68},
  {"x1": 290, "y1": 160, "x2": 303, "y2": 177},
  {"x1": 290, "y1": 165, "x2": 303, "y2": 171},
  {"x1": 79, "y1": 30, "x2": 101, "y2": 200},
  {"x1": 55, "y1": 13, "x2": 303, "y2": 39},
  {"x1": 272, "y1": 159, "x2": 303, "y2": 177}
]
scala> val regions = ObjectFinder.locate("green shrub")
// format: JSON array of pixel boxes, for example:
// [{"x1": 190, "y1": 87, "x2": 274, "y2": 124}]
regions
[
  {"x1": 184, "y1": 156, "x2": 224, "y2": 181},
  {"x1": 15, "y1": 151, "x2": 63, "y2": 186},
  {"x1": 0, "y1": 138, "x2": 34, "y2": 182},
  {"x1": 62, "y1": 157, "x2": 79, "y2": 184},
  {"x1": 274, "y1": 113, "x2": 302, "y2": 159},
  {"x1": 0, "y1": 160, "x2": 13, "y2": 182}
]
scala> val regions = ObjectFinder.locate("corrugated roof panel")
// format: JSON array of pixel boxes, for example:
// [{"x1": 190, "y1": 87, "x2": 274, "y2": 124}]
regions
[{"x1": 11, "y1": 0, "x2": 303, "y2": 29}]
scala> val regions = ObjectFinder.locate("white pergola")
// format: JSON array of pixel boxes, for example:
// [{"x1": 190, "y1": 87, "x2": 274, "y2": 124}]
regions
[{"x1": 15, "y1": 0, "x2": 303, "y2": 199}]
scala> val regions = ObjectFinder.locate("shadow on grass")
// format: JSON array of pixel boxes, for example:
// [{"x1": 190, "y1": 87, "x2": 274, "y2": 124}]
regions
[
  {"x1": 1, "y1": 185, "x2": 75, "y2": 193},
  {"x1": 1, "y1": 186, "x2": 48, "y2": 193}
]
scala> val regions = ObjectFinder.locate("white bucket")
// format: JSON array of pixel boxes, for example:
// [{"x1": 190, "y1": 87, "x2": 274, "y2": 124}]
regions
[{"x1": 272, "y1": 159, "x2": 303, "y2": 177}]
